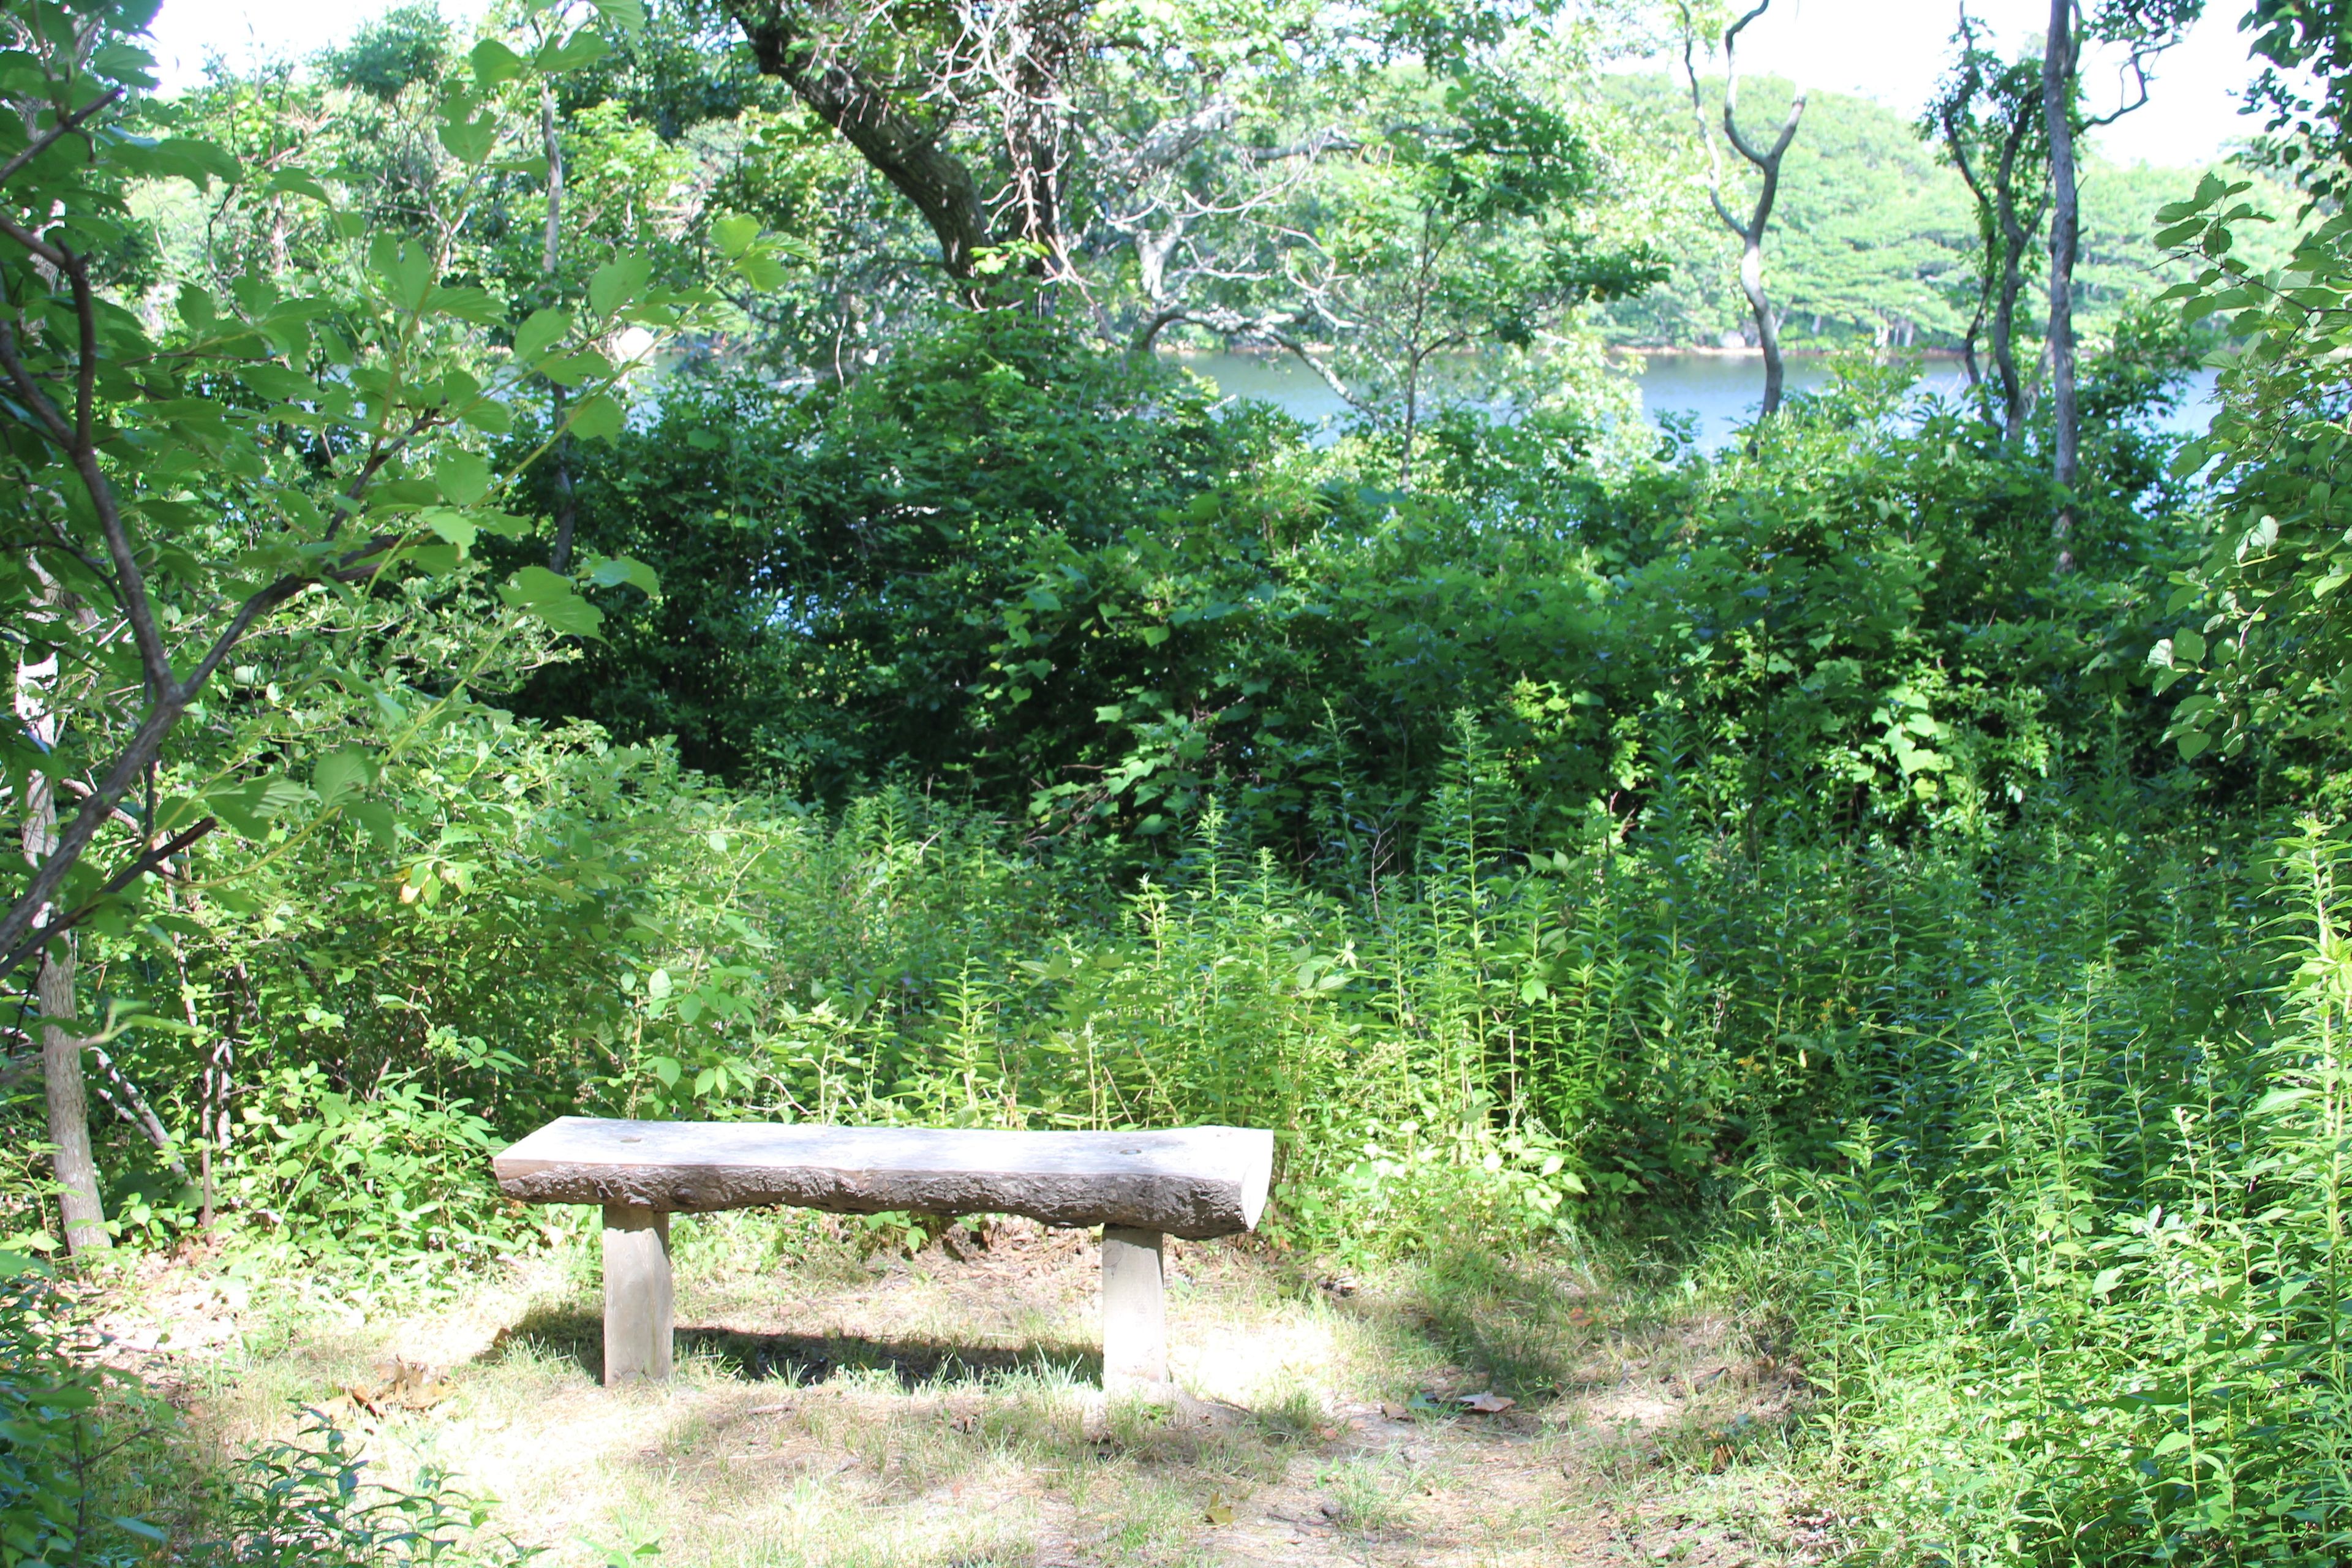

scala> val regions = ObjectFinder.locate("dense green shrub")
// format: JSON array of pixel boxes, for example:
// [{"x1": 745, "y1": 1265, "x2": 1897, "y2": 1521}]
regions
[{"x1": 0, "y1": 1271, "x2": 165, "y2": 1567}]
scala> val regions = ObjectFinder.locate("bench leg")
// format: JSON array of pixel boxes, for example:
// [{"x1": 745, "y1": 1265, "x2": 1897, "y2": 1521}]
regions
[
  {"x1": 1101, "y1": 1225, "x2": 1168, "y2": 1392},
  {"x1": 603, "y1": 1204, "x2": 673, "y2": 1386}
]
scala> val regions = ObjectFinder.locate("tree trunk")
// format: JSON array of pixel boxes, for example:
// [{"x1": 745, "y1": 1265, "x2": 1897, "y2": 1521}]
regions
[
  {"x1": 37, "y1": 946, "x2": 105, "y2": 1254},
  {"x1": 1741, "y1": 234, "x2": 1784, "y2": 416},
  {"x1": 1680, "y1": 1, "x2": 1804, "y2": 423},
  {"x1": 21, "y1": 771, "x2": 107, "y2": 1254},
  {"x1": 2043, "y1": 0, "x2": 2081, "y2": 570},
  {"x1": 1400, "y1": 353, "x2": 1423, "y2": 488},
  {"x1": 1991, "y1": 227, "x2": 2029, "y2": 435},
  {"x1": 15, "y1": 623, "x2": 109, "y2": 1254}
]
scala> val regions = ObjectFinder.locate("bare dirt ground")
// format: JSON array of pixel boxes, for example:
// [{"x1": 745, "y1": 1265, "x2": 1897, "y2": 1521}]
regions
[{"x1": 96, "y1": 1214, "x2": 1840, "y2": 1567}]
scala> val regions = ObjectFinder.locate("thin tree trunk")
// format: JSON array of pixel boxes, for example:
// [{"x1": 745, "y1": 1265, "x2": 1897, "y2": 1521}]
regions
[
  {"x1": 24, "y1": 778, "x2": 107, "y2": 1254},
  {"x1": 1939, "y1": 73, "x2": 2040, "y2": 438},
  {"x1": 2044, "y1": 0, "x2": 2081, "y2": 570},
  {"x1": 1992, "y1": 228, "x2": 2029, "y2": 434},
  {"x1": 1400, "y1": 353, "x2": 1422, "y2": 488},
  {"x1": 1681, "y1": 1, "x2": 1805, "y2": 421},
  {"x1": 1740, "y1": 233, "x2": 1784, "y2": 415},
  {"x1": 16, "y1": 614, "x2": 108, "y2": 1254}
]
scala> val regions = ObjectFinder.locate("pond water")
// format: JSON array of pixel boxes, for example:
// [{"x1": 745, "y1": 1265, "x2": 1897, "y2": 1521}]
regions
[{"x1": 1169, "y1": 349, "x2": 2223, "y2": 452}]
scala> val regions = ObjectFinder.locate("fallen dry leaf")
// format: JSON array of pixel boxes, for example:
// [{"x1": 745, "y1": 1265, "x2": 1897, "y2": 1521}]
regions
[
  {"x1": 344, "y1": 1358, "x2": 454, "y2": 1415},
  {"x1": 1460, "y1": 1392, "x2": 1516, "y2": 1414}
]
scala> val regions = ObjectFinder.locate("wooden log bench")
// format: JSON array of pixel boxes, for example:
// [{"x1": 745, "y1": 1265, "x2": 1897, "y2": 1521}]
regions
[{"x1": 492, "y1": 1117, "x2": 1273, "y2": 1390}]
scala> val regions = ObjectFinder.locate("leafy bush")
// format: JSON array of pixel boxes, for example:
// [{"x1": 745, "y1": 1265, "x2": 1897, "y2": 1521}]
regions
[
  {"x1": 184, "y1": 1413, "x2": 528, "y2": 1568},
  {"x1": 0, "y1": 1270, "x2": 167, "y2": 1567},
  {"x1": 1743, "y1": 816, "x2": 2352, "y2": 1564},
  {"x1": 225, "y1": 1068, "x2": 521, "y2": 1281}
]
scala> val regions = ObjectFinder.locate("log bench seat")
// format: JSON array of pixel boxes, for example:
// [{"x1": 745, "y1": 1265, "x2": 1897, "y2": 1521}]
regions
[{"x1": 492, "y1": 1117, "x2": 1274, "y2": 1389}]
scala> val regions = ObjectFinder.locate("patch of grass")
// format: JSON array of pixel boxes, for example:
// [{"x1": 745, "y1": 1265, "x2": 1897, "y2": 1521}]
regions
[
  {"x1": 1316, "y1": 1451, "x2": 1420, "y2": 1537},
  {"x1": 120, "y1": 1227, "x2": 1812, "y2": 1567}
]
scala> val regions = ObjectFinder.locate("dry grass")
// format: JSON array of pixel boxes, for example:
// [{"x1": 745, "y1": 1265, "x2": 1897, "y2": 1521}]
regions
[{"x1": 105, "y1": 1214, "x2": 1832, "y2": 1567}]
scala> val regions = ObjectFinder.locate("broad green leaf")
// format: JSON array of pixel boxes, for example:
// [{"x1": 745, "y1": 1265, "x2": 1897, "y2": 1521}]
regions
[
  {"x1": 537, "y1": 30, "x2": 611, "y2": 74},
  {"x1": 424, "y1": 509, "x2": 480, "y2": 552},
  {"x1": 734, "y1": 251, "x2": 787, "y2": 291},
  {"x1": 568, "y1": 391, "x2": 625, "y2": 439},
  {"x1": 347, "y1": 801, "x2": 399, "y2": 850},
  {"x1": 540, "y1": 349, "x2": 611, "y2": 388},
  {"x1": 426, "y1": 285, "x2": 505, "y2": 326},
  {"x1": 589, "y1": 254, "x2": 652, "y2": 317},
  {"x1": 589, "y1": 555, "x2": 658, "y2": 595},
  {"x1": 500, "y1": 565, "x2": 605, "y2": 638},
  {"x1": 206, "y1": 775, "x2": 307, "y2": 839},
  {"x1": 370, "y1": 238, "x2": 434, "y2": 311},
  {"x1": 712, "y1": 214, "x2": 761, "y2": 260},
  {"x1": 470, "y1": 37, "x2": 525, "y2": 87},
  {"x1": 513, "y1": 307, "x2": 571, "y2": 364},
  {"x1": 438, "y1": 112, "x2": 497, "y2": 165},
  {"x1": 435, "y1": 452, "x2": 494, "y2": 508},
  {"x1": 314, "y1": 747, "x2": 376, "y2": 807},
  {"x1": 594, "y1": 0, "x2": 647, "y2": 34}
]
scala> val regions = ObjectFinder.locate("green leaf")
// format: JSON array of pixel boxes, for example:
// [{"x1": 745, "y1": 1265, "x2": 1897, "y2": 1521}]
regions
[
  {"x1": 2175, "y1": 730, "x2": 2212, "y2": 761},
  {"x1": 594, "y1": 0, "x2": 648, "y2": 34},
  {"x1": 589, "y1": 556, "x2": 658, "y2": 595},
  {"x1": 437, "y1": 111, "x2": 497, "y2": 165},
  {"x1": 424, "y1": 509, "x2": 479, "y2": 553},
  {"x1": 589, "y1": 254, "x2": 652, "y2": 317},
  {"x1": 537, "y1": 30, "x2": 611, "y2": 74},
  {"x1": 568, "y1": 391, "x2": 625, "y2": 440},
  {"x1": 540, "y1": 350, "x2": 611, "y2": 388},
  {"x1": 500, "y1": 566, "x2": 606, "y2": 638},
  {"x1": 314, "y1": 747, "x2": 376, "y2": 807},
  {"x1": 435, "y1": 451, "x2": 494, "y2": 508},
  {"x1": 206, "y1": 775, "x2": 307, "y2": 839},
  {"x1": 470, "y1": 38, "x2": 525, "y2": 88},
  {"x1": 712, "y1": 214, "x2": 761, "y2": 260},
  {"x1": 371, "y1": 237, "x2": 434, "y2": 311},
  {"x1": 513, "y1": 307, "x2": 571, "y2": 364},
  {"x1": 2171, "y1": 628, "x2": 2206, "y2": 665},
  {"x1": 347, "y1": 801, "x2": 399, "y2": 851},
  {"x1": 734, "y1": 252, "x2": 787, "y2": 291},
  {"x1": 426, "y1": 285, "x2": 506, "y2": 326}
]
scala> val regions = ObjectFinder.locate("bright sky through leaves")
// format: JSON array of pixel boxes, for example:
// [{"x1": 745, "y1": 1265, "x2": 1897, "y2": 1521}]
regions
[
  {"x1": 145, "y1": 0, "x2": 2261, "y2": 163},
  {"x1": 1660, "y1": 0, "x2": 2262, "y2": 167}
]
